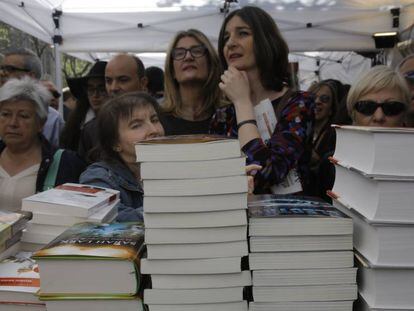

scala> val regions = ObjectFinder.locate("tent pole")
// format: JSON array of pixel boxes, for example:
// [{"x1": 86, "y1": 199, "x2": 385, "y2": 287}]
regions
[{"x1": 54, "y1": 43, "x2": 63, "y2": 115}]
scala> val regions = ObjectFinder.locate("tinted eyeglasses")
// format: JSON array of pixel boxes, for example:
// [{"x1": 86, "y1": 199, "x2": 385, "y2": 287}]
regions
[
  {"x1": 0, "y1": 65, "x2": 31, "y2": 73},
  {"x1": 87, "y1": 87, "x2": 107, "y2": 97},
  {"x1": 404, "y1": 71, "x2": 414, "y2": 84},
  {"x1": 171, "y1": 45, "x2": 207, "y2": 61},
  {"x1": 50, "y1": 90, "x2": 61, "y2": 99},
  {"x1": 316, "y1": 94, "x2": 331, "y2": 104},
  {"x1": 354, "y1": 100, "x2": 406, "y2": 116}
]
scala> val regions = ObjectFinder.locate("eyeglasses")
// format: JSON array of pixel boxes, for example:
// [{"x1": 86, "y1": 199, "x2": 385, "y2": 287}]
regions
[
  {"x1": 354, "y1": 100, "x2": 406, "y2": 116},
  {"x1": 171, "y1": 45, "x2": 207, "y2": 61},
  {"x1": 316, "y1": 94, "x2": 331, "y2": 104},
  {"x1": 50, "y1": 90, "x2": 61, "y2": 99},
  {"x1": 0, "y1": 65, "x2": 31, "y2": 73},
  {"x1": 87, "y1": 87, "x2": 107, "y2": 97}
]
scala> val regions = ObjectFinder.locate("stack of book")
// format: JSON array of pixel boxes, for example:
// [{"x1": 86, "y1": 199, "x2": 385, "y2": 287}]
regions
[
  {"x1": 20, "y1": 183, "x2": 119, "y2": 251},
  {"x1": 0, "y1": 210, "x2": 30, "y2": 259},
  {"x1": 330, "y1": 125, "x2": 414, "y2": 310},
  {"x1": 248, "y1": 194, "x2": 357, "y2": 311},
  {"x1": 32, "y1": 222, "x2": 146, "y2": 311},
  {"x1": 136, "y1": 135, "x2": 250, "y2": 311},
  {"x1": 0, "y1": 251, "x2": 45, "y2": 311}
]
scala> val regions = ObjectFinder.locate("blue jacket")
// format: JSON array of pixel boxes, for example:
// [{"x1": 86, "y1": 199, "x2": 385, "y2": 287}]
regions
[{"x1": 79, "y1": 160, "x2": 144, "y2": 222}]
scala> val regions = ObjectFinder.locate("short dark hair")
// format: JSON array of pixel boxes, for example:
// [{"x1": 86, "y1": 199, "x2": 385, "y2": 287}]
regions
[
  {"x1": 132, "y1": 55, "x2": 146, "y2": 79},
  {"x1": 218, "y1": 6, "x2": 289, "y2": 92},
  {"x1": 145, "y1": 66, "x2": 164, "y2": 96},
  {"x1": 3, "y1": 47, "x2": 42, "y2": 79},
  {"x1": 97, "y1": 92, "x2": 161, "y2": 164}
]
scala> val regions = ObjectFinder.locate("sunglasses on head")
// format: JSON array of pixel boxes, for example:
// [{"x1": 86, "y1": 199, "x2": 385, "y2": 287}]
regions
[{"x1": 354, "y1": 100, "x2": 406, "y2": 116}]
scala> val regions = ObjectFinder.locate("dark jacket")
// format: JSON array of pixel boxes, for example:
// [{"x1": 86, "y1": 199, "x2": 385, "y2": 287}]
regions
[
  {"x1": 79, "y1": 160, "x2": 144, "y2": 222},
  {"x1": 0, "y1": 135, "x2": 86, "y2": 193}
]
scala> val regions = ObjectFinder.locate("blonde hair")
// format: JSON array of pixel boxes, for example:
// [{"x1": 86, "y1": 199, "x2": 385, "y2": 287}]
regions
[
  {"x1": 163, "y1": 29, "x2": 223, "y2": 116},
  {"x1": 346, "y1": 65, "x2": 411, "y2": 118}
]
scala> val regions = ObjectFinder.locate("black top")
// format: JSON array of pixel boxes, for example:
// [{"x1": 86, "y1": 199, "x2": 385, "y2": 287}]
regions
[{"x1": 160, "y1": 112, "x2": 212, "y2": 135}]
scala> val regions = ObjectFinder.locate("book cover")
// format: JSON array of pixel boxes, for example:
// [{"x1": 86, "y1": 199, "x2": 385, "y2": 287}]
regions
[
  {"x1": 0, "y1": 211, "x2": 29, "y2": 245},
  {"x1": 33, "y1": 222, "x2": 144, "y2": 261},
  {"x1": 22, "y1": 184, "x2": 120, "y2": 217},
  {"x1": 0, "y1": 252, "x2": 44, "y2": 305},
  {"x1": 248, "y1": 194, "x2": 347, "y2": 219}
]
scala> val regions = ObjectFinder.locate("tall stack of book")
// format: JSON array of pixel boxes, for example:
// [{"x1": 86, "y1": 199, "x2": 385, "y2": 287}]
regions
[
  {"x1": 0, "y1": 210, "x2": 30, "y2": 259},
  {"x1": 329, "y1": 125, "x2": 414, "y2": 310},
  {"x1": 20, "y1": 183, "x2": 119, "y2": 251},
  {"x1": 32, "y1": 222, "x2": 146, "y2": 311},
  {"x1": 248, "y1": 194, "x2": 357, "y2": 311},
  {"x1": 136, "y1": 135, "x2": 250, "y2": 311},
  {"x1": 0, "y1": 251, "x2": 45, "y2": 311}
]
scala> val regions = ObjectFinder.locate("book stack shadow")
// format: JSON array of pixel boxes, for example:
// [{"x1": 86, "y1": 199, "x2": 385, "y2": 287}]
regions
[
  {"x1": 20, "y1": 183, "x2": 119, "y2": 251},
  {"x1": 136, "y1": 135, "x2": 251, "y2": 311},
  {"x1": 247, "y1": 195, "x2": 357, "y2": 311},
  {"x1": 329, "y1": 125, "x2": 414, "y2": 311}
]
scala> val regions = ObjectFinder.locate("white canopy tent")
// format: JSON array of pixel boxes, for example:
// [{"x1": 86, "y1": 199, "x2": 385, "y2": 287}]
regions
[{"x1": 0, "y1": 0, "x2": 413, "y2": 95}]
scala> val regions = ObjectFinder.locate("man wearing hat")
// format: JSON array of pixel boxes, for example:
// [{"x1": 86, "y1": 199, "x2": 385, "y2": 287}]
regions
[{"x1": 60, "y1": 61, "x2": 107, "y2": 155}]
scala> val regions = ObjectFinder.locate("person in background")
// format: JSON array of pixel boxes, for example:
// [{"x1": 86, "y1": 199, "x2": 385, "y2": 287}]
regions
[
  {"x1": 61, "y1": 61, "x2": 107, "y2": 155},
  {"x1": 347, "y1": 65, "x2": 410, "y2": 127},
  {"x1": 41, "y1": 80, "x2": 61, "y2": 111},
  {"x1": 145, "y1": 66, "x2": 165, "y2": 101},
  {"x1": 210, "y1": 6, "x2": 314, "y2": 195},
  {"x1": 0, "y1": 77, "x2": 85, "y2": 212},
  {"x1": 307, "y1": 80, "x2": 338, "y2": 201},
  {"x1": 161, "y1": 29, "x2": 223, "y2": 135},
  {"x1": 0, "y1": 48, "x2": 65, "y2": 147},
  {"x1": 61, "y1": 87, "x2": 77, "y2": 121},
  {"x1": 397, "y1": 54, "x2": 414, "y2": 127},
  {"x1": 79, "y1": 54, "x2": 148, "y2": 162},
  {"x1": 80, "y1": 92, "x2": 164, "y2": 222}
]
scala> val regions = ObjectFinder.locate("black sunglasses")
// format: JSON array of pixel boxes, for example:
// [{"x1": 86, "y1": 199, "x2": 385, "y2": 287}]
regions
[
  {"x1": 354, "y1": 100, "x2": 406, "y2": 116},
  {"x1": 51, "y1": 90, "x2": 61, "y2": 99},
  {"x1": 404, "y1": 71, "x2": 414, "y2": 83},
  {"x1": 171, "y1": 45, "x2": 207, "y2": 61},
  {"x1": 0, "y1": 64, "x2": 31, "y2": 73}
]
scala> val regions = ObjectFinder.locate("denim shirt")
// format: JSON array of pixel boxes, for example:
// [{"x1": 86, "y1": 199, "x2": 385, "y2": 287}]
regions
[{"x1": 79, "y1": 160, "x2": 144, "y2": 222}]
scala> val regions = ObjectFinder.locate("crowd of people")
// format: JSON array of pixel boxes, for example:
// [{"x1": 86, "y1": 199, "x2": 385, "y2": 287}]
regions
[{"x1": 0, "y1": 6, "x2": 413, "y2": 221}]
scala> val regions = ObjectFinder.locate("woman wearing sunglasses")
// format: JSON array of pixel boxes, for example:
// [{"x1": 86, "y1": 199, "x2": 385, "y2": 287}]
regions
[
  {"x1": 347, "y1": 65, "x2": 410, "y2": 127},
  {"x1": 160, "y1": 29, "x2": 223, "y2": 135},
  {"x1": 307, "y1": 81, "x2": 338, "y2": 200}
]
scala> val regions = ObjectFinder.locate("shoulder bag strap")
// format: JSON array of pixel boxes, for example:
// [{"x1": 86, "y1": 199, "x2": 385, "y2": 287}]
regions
[{"x1": 42, "y1": 149, "x2": 64, "y2": 191}]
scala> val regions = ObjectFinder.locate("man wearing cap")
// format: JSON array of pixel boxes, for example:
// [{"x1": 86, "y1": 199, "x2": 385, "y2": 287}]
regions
[
  {"x1": 0, "y1": 48, "x2": 65, "y2": 147},
  {"x1": 79, "y1": 54, "x2": 147, "y2": 162},
  {"x1": 63, "y1": 61, "x2": 107, "y2": 157},
  {"x1": 397, "y1": 54, "x2": 414, "y2": 126}
]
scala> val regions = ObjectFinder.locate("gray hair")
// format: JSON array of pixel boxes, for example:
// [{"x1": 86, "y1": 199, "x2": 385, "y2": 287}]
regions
[
  {"x1": 346, "y1": 65, "x2": 411, "y2": 118},
  {"x1": 0, "y1": 77, "x2": 50, "y2": 123},
  {"x1": 4, "y1": 48, "x2": 42, "y2": 79}
]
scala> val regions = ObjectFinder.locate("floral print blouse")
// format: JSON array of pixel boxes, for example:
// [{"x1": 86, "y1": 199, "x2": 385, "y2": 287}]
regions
[{"x1": 209, "y1": 90, "x2": 315, "y2": 194}]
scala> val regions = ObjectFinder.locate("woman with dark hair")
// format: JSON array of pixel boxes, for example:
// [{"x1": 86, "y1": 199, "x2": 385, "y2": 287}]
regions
[
  {"x1": 60, "y1": 61, "x2": 107, "y2": 155},
  {"x1": 210, "y1": 6, "x2": 314, "y2": 195},
  {"x1": 161, "y1": 29, "x2": 223, "y2": 135},
  {"x1": 79, "y1": 92, "x2": 164, "y2": 222}
]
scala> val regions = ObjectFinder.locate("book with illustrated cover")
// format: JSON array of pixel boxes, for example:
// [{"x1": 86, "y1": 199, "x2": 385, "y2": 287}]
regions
[
  {"x1": 33, "y1": 222, "x2": 145, "y2": 297},
  {"x1": 0, "y1": 252, "x2": 44, "y2": 305},
  {"x1": 22, "y1": 183, "x2": 120, "y2": 217},
  {"x1": 135, "y1": 134, "x2": 241, "y2": 162},
  {"x1": 0, "y1": 210, "x2": 29, "y2": 245},
  {"x1": 248, "y1": 194, "x2": 352, "y2": 236}
]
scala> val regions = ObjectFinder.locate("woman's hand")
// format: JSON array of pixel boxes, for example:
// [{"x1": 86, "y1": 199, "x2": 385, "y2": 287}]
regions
[
  {"x1": 219, "y1": 66, "x2": 251, "y2": 108},
  {"x1": 246, "y1": 164, "x2": 262, "y2": 194}
]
